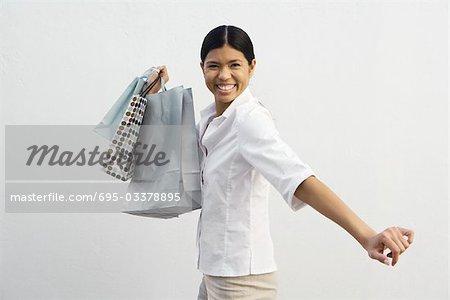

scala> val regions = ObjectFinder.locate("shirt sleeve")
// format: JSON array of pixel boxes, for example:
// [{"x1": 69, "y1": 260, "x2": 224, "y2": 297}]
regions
[{"x1": 238, "y1": 108, "x2": 316, "y2": 211}]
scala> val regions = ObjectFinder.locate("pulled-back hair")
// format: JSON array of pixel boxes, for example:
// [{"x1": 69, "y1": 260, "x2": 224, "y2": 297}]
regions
[{"x1": 200, "y1": 25, "x2": 255, "y2": 65}]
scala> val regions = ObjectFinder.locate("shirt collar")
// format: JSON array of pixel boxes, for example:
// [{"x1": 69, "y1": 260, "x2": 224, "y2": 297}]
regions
[{"x1": 200, "y1": 86, "x2": 254, "y2": 120}]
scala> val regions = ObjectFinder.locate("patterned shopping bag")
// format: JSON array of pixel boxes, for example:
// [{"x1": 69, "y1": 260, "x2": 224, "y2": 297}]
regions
[{"x1": 101, "y1": 74, "x2": 162, "y2": 181}]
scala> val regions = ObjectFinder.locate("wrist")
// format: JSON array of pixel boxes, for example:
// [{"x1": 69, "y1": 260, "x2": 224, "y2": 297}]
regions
[{"x1": 358, "y1": 227, "x2": 377, "y2": 250}]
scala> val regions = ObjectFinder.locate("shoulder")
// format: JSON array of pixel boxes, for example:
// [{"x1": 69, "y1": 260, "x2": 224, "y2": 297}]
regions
[{"x1": 236, "y1": 99, "x2": 278, "y2": 140}]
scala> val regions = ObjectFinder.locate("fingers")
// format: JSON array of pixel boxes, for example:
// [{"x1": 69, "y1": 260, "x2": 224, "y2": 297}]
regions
[
  {"x1": 143, "y1": 65, "x2": 169, "y2": 93},
  {"x1": 157, "y1": 65, "x2": 166, "y2": 73},
  {"x1": 393, "y1": 227, "x2": 412, "y2": 255},
  {"x1": 382, "y1": 236, "x2": 402, "y2": 266},
  {"x1": 156, "y1": 65, "x2": 169, "y2": 83},
  {"x1": 368, "y1": 249, "x2": 390, "y2": 266},
  {"x1": 379, "y1": 226, "x2": 414, "y2": 266},
  {"x1": 398, "y1": 227, "x2": 415, "y2": 244}
]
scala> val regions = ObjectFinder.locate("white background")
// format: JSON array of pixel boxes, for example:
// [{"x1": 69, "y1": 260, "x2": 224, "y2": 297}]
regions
[{"x1": 0, "y1": 0, "x2": 448, "y2": 299}]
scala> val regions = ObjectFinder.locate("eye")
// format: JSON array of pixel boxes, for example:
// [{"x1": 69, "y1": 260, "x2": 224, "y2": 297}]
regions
[
  {"x1": 207, "y1": 65, "x2": 219, "y2": 69},
  {"x1": 231, "y1": 63, "x2": 241, "y2": 67}
]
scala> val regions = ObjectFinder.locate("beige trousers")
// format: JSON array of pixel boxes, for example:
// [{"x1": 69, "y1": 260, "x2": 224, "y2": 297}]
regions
[{"x1": 197, "y1": 271, "x2": 278, "y2": 300}]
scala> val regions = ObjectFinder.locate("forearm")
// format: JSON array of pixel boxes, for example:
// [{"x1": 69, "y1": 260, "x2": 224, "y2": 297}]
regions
[{"x1": 295, "y1": 176, "x2": 377, "y2": 250}]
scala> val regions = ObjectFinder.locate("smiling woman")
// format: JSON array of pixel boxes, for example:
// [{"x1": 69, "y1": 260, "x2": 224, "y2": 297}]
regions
[
  {"x1": 200, "y1": 43, "x2": 256, "y2": 116},
  {"x1": 147, "y1": 24, "x2": 414, "y2": 300}
]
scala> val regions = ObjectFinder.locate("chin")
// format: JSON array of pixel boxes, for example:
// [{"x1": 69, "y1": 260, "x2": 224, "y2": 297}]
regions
[{"x1": 216, "y1": 96, "x2": 235, "y2": 103}]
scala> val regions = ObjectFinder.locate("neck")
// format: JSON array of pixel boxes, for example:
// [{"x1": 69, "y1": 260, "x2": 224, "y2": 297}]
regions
[{"x1": 215, "y1": 100, "x2": 233, "y2": 117}]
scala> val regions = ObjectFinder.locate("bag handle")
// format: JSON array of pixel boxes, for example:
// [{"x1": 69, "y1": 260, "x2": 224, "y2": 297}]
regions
[
  {"x1": 140, "y1": 67, "x2": 167, "y2": 96},
  {"x1": 140, "y1": 76, "x2": 161, "y2": 97},
  {"x1": 160, "y1": 77, "x2": 167, "y2": 91}
]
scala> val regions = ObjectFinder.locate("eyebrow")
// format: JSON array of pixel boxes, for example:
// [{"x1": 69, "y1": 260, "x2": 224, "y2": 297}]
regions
[{"x1": 205, "y1": 59, "x2": 243, "y2": 65}]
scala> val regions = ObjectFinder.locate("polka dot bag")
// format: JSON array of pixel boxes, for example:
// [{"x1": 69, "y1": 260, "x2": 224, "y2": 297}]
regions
[{"x1": 102, "y1": 73, "x2": 162, "y2": 181}]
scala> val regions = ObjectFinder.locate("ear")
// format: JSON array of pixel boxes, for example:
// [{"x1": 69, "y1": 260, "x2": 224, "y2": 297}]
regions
[
  {"x1": 249, "y1": 59, "x2": 256, "y2": 78},
  {"x1": 200, "y1": 61, "x2": 204, "y2": 74}
]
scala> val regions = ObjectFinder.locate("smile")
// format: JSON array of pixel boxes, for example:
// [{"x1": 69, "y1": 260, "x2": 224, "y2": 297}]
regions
[{"x1": 216, "y1": 84, "x2": 236, "y2": 91}]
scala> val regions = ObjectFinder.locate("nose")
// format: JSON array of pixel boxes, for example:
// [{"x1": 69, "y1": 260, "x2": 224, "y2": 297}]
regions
[{"x1": 218, "y1": 67, "x2": 231, "y2": 80}]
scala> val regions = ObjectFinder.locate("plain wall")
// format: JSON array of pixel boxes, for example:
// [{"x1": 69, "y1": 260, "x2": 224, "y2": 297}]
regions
[{"x1": 1, "y1": 0, "x2": 448, "y2": 299}]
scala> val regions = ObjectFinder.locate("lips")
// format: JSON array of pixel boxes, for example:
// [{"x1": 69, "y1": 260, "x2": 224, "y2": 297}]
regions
[{"x1": 216, "y1": 84, "x2": 236, "y2": 91}]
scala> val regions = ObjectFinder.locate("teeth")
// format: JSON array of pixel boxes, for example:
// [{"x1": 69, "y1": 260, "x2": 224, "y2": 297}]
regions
[{"x1": 217, "y1": 84, "x2": 235, "y2": 91}]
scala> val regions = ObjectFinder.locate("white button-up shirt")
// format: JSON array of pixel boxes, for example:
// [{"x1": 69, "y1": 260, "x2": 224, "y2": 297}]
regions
[{"x1": 196, "y1": 86, "x2": 316, "y2": 276}]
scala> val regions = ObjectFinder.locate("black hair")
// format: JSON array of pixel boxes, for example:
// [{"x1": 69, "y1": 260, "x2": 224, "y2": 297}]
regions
[{"x1": 200, "y1": 25, "x2": 255, "y2": 65}]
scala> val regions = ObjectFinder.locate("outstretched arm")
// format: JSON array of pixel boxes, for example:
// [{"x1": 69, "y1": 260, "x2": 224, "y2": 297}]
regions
[{"x1": 294, "y1": 175, "x2": 414, "y2": 266}]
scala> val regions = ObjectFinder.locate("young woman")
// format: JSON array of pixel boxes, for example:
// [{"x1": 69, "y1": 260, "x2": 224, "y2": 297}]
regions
[{"x1": 147, "y1": 25, "x2": 414, "y2": 300}]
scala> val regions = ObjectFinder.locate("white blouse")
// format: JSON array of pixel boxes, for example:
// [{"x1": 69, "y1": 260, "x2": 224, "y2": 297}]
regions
[{"x1": 196, "y1": 86, "x2": 316, "y2": 276}]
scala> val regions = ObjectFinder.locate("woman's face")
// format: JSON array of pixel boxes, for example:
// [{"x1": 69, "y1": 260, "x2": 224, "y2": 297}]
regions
[{"x1": 201, "y1": 44, "x2": 256, "y2": 110}]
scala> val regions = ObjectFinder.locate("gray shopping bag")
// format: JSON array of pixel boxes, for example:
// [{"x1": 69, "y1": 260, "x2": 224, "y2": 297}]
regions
[{"x1": 123, "y1": 85, "x2": 202, "y2": 218}]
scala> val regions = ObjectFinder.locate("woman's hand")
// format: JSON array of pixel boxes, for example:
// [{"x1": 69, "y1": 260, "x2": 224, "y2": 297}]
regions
[
  {"x1": 156, "y1": 65, "x2": 169, "y2": 83},
  {"x1": 365, "y1": 227, "x2": 414, "y2": 266},
  {"x1": 293, "y1": 177, "x2": 415, "y2": 268},
  {"x1": 145, "y1": 65, "x2": 169, "y2": 94}
]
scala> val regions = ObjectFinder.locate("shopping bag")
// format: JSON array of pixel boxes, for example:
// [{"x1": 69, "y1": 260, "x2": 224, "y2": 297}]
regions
[
  {"x1": 93, "y1": 68, "x2": 162, "y2": 180},
  {"x1": 100, "y1": 72, "x2": 163, "y2": 181},
  {"x1": 94, "y1": 67, "x2": 160, "y2": 141},
  {"x1": 123, "y1": 84, "x2": 202, "y2": 218}
]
